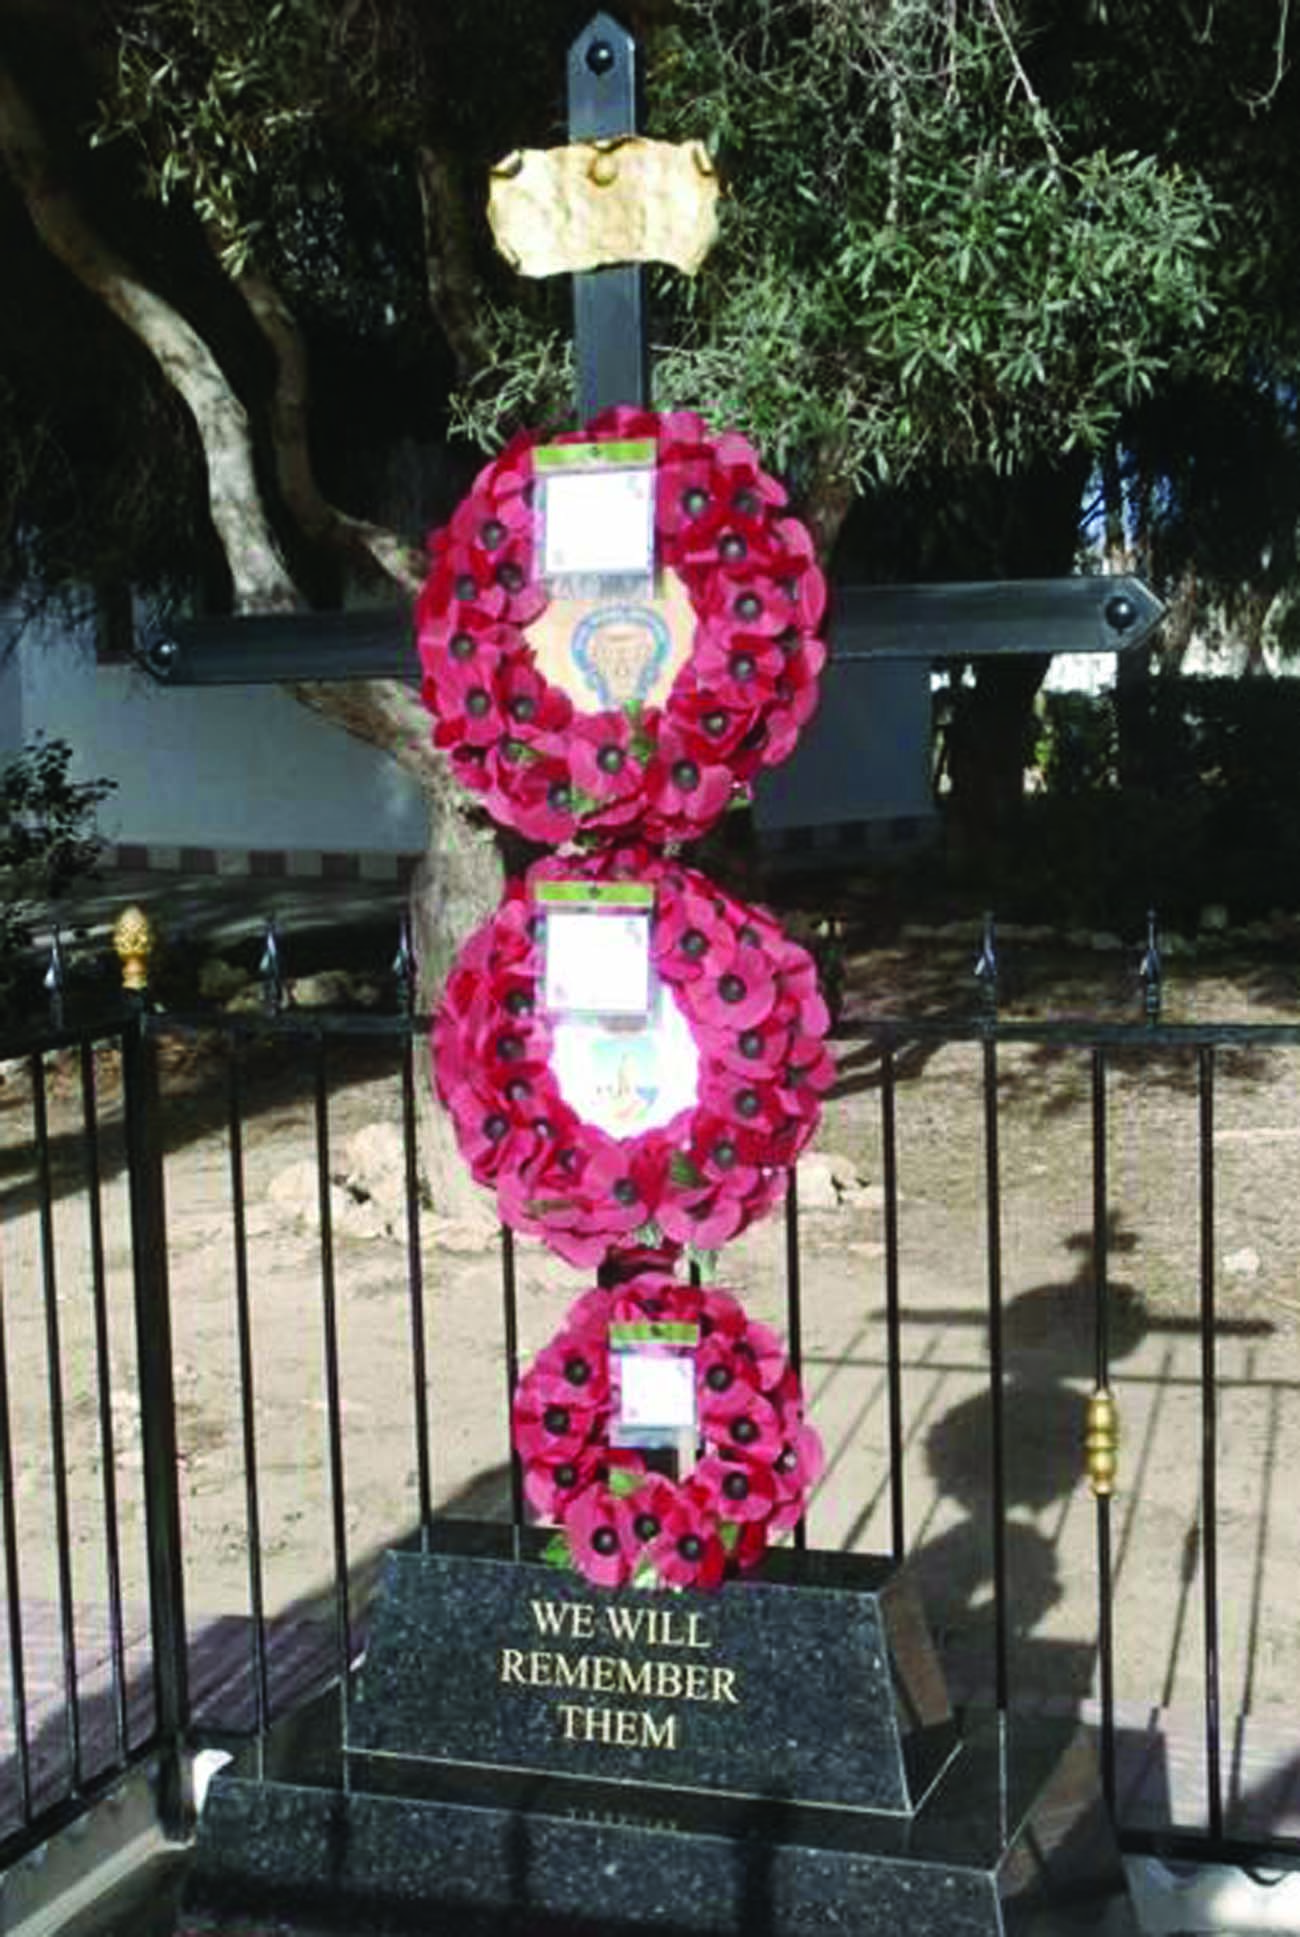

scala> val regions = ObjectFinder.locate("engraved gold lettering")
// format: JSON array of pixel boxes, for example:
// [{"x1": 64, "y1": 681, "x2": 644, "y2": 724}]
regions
[
  {"x1": 552, "y1": 1654, "x2": 589, "y2": 1691},
  {"x1": 617, "y1": 1659, "x2": 652, "y2": 1698},
  {"x1": 711, "y1": 1666, "x2": 739, "y2": 1705},
  {"x1": 684, "y1": 1613, "x2": 712, "y2": 1651},
  {"x1": 553, "y1": 1703, "x2": 679, "y2": 1750},
  {"x1": 652, "y1": 1660, "x2": 683, "y2": 1699},
  {"x1": 530, "y1": 1599, "x2": 595, "y2": 1639},
  {"x1": 591, "y1": 1656, "x2": 617, "y2": 1695},
  {"x1": 527, "y1": 1650, "x2": 553, "y2": 1686},
  {"x1": 500, "y1": 1647, "x2": 526, "y2": 1685},
  {"x1": 605, "y1": 1606, "x2": 650, "y2": 1645}
]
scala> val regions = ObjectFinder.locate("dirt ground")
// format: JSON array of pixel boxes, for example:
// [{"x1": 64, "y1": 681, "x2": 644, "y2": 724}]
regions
[{"x1": 2, "y1": 933, "x2": 1298, "y2": 1833}]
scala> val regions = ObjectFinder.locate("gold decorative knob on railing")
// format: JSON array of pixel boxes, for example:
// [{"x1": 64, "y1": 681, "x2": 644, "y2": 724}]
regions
[
  {"x1": 1085, "y1": 1386, "x2": 1119, "y2": 1497},
  {"x1": 113, "y1": 905, "x2": 154, "y2": 992}
]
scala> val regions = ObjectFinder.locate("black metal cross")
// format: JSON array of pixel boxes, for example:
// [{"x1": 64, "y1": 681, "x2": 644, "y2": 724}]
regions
[{"x1": 135, "y1": 13, "x2": 1162, "y2": 838}]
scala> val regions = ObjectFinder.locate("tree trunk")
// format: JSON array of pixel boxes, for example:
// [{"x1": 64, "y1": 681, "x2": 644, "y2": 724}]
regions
[{"x1": 945, "y1": 653, "x2": 1050, "y2": 843}]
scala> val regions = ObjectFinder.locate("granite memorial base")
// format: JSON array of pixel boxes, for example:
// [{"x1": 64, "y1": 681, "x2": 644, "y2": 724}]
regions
[{"x1": 179, "y1": 1525, "x2": 1138, "y2": 1936}]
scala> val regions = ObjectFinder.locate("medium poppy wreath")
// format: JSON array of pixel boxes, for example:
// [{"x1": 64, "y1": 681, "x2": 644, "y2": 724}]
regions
[
  {"x1": 433, "y1": 846, "x2": 834, "y2": 1270},
  {"x1": 515, "y1": 1271, "x2": 823, "y2": 1592},
  {"x1": 415, "y1": 406, "x2": 827, "y2": 847}
]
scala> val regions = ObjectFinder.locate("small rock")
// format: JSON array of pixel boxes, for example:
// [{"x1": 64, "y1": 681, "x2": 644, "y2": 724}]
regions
[
  {"x1": 343, "y1": 1121, "x2": 409, "y2": 1222},
  {"x1": 1223, "y1": 1246, "x2": 1261, "y2": 1280},
  {"x1": 198, "y1": 957, "x2": 251, "y2": 1002},
  {"x1": 1200, "y1": 904, "x2": 1230, "y2": 933},
  {"x1": 290, "y1": 969, "x2": 358, "y2": 1010},
  {"x1": 797, "y1": 1155, "x2": 841, "y2": 1211}
]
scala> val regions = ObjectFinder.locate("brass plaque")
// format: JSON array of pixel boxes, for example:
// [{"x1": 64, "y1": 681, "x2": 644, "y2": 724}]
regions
[{"x1": 488, "y1": 137, "x2": 719, "y2": 278}]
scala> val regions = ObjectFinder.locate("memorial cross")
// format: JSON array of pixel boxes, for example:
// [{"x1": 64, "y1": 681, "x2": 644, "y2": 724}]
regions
[{"x1": 135, "y1": 13, "x2": 1163, "y2": 834}]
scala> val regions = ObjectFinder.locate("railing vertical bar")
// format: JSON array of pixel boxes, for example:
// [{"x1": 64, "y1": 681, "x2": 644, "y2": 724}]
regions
[
  {"x1": 0, "y1": 1250, "x2": 33, "y2": 1822},
  {"x1": 1198, "y1": 1045, "x2": 1223, "y2": 1842},
  {"x1": 501, "y1": 1227, "x2": 524, "y2": 1544},
  {"x1": 30, "y1": 1053, "x2": 81, "y2": 1789},
  {"x1": 400, "y1": 1025, "x2": 433, "y2": 1544},
  {"x1": 226, "y1": 1041, "x2": 269, "y2": 1745},
  {"x1": 79, "y1": 1039, "x2": 129, "y2": 1767},
  {"x1": 784, "y1": 1169, "x2": 807, "y2": 1551},
  {"x1": 982, "y1": 1033, "x2": 1009, "y2": 1715},
  {"x1": 881, "y1": 1047, "x2": 905, "y2": 1561},
  {"x1": 121, "y1": 1007, "x2": 189, "y2": 1834},
  {"x1": 313, "y1": 1036, "x2": 351, "y2": 1754},
  {"x1": 1091, "y1": 1047, "x2": 1116, "y2": 1815}
]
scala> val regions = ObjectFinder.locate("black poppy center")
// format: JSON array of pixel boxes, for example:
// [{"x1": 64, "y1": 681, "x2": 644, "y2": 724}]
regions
[
  {"x1": 734, "y1": 593, "x2": 762, "y2": 622},
  {"x1": 497, "y1": 1034, "x2": 525, "y2": 1062},
  {"x1": 712, "y1": 1140, "x2": 737, "y2": 1170},
  {"x1": 455, "y1": 574, "x2": 478, "y2": 601},
  {"x1": 592, "y1": 1527, "x2": 620, "y2": 1556},
  {"x1": 739, "y1": 1029, "x2": 764, "y2": 1058},
  {"x1": 496, "y1": 560, "x2": 525, "y2": 592},
  {"x1": 730, "y1": 653, "x2": 757, "y2": 683},
  {"x1": 613, "y1": 1178, "x2": 639, "y2": 1206},
  {"x1": 450, "y1": 632, "x2": 476, "y2": 661},
  {"x1": 706, "y1": 1364, "x2": 733, "y2": 1392},
  {"x1": 547, "y1": 783, "x2": 572, "y2": 811},
  {"x1": 505, "y1": 989, "x2": 534, "y2": 1017},
  {"x1": 703, "y1": 710, "x2": 729, "y2": 736},
  {"x1": 719, "y1": 532, "x2": 747, "y2": 563},
  {"x1": 777, "y1": 1449, "x2": 798, "y2": 1474},
  {"x1": 634, "y1": 1513, "x2": 660, "y2": 1542},
  {"x1": 722, "y1": 1472, "x2": 751, "y2": 1502},
  {"x1": 681, "y1": 928, "x2": 708, "y2": 959},
  {"x1": 677, "y1": 1534, "x2": 704, "y2": 1561},
  {"x1": 509, "y1": 694, "x2": 537, "y2": 723},
  {"x1": 543, "y1": 1406, "x2": 570, "y2": 1434},
  {"x1": 483, "y1": 1113, "x2": 509, "y2": 1142},
  {"x1": 480, "y1": 518, "x2": 506, "y2": 549},
  {"x1": 465, "y1": 688, "x2": 491, "y2": 718},
  {"x1": 681, "y1": 487, "x2": 709, "y2": 517},
  {"x1": 736, "y1": 1090, "x2": 761, "y2": 1120},
  {"x1": 597, "y1": 744, "x2": 625, "y2": 774},
  {"x1": 732, "y1": 1416, "x2": 760, "y2": 1445},
  {"x1": 672, "y1": 759, "x2": 700, "y2": 792},
  {"x1": 555, "y1": 1462, "x2": 578, "y2": 1487},
  {"x1": 564, "y1": 1357, "x2": 591, "y2": 1386},
  {"x1": 719, "y1": 973, "x2": 746, "y2": 1004}
]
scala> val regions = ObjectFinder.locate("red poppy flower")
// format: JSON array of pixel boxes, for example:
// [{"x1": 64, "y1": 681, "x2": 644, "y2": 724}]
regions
[
  {"x1": 642, "y1": 1489, "x2": 726, "y2": 1591},
  {"x1": 566, "y1": 1481, "x2": 636, "y2": 1588},
  {"x1": 689, "y1": 1453, "x2": 779, "y2": 1525}
]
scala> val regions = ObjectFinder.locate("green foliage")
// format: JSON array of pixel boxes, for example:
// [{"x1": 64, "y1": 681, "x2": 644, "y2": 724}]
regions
[
  {"x1": 1034, "y1": 691, "x2": 1118, "y2": 796},
  {"x1": 0, "y1": 736, "x2": 115, "y2": 961}
]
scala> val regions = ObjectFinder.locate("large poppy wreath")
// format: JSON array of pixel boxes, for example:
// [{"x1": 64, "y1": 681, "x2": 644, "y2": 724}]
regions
[
  {"x1": 514, "y1": 1271, "x2": 823, "y2": 1592},
  {"x1": 415, "y1": 406, "x2": 827, "y2": 847},
  {"x1": 433, "y1": 847, "x2": 835, "y2": 1270}
]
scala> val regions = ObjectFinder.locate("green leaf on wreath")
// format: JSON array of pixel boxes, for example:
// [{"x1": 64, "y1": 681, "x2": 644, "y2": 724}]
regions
[
  {"x1": 668, "y1": 1152, "x2": 704, "y2": 1188},
  {"x1": 719, "y1": 1521, "x2": 742, "y2": 1553},
  {"x1": 632, "y1": 1560, "x2": 658, "y2": 1590},
  {"x1": 607, "y1": 1467, "x2": 645, "y2": 1499},
  {"x1": 541, "y1": 1533, "x2": 573, "y2": 1570},
  {"x1": 686, "y1": 1244, "x2": 720, "y2": 1282}
]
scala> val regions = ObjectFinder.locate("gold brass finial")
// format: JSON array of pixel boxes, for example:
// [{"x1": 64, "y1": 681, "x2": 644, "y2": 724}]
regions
[
  {"x1": 1085, "y1": 1387, "x2": 1119, "y2": 1498},
  {"x1": 113, "y1": 904, "x2": 154, "y2": 992}
]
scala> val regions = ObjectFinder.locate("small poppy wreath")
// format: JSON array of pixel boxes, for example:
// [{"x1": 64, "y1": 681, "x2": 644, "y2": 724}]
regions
[
  {"x1": 415, "y1": 405, "x2": 827, "y2": 847},
  {"x1": 515, "y1": 1271, "x2": 824, "y2": 1592},
  {"x1": 433, "y1": 846, "x2": 835, "y2": 1271}
]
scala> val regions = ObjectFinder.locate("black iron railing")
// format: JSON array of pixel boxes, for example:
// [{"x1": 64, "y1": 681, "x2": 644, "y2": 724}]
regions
[{"x1": 1, "y1": 915, "x2": 1298, "y2": 1875}]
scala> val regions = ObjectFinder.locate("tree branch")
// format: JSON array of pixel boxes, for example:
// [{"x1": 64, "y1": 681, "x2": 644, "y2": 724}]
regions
[
  {"x1": 0, "y1": 56, "x2": 296, "y2": 613},
  {"x1": 414, "y1": 145, "x2": 492, "y2": 384},
  {"x1": 230, "y1": 264, "x2": 427, "y2": 596}
]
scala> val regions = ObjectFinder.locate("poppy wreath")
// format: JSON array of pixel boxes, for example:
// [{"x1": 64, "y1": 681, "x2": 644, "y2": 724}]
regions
[
  {"x1": 514, "y1": 1270, "x2": 824, "y2": 1592},
  {"x1": 433, "y1": 845, "x2": 835, "y2": 1270},
  {"x1": 415, "y1": 406, "x2": 827, "y2": 847}
]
